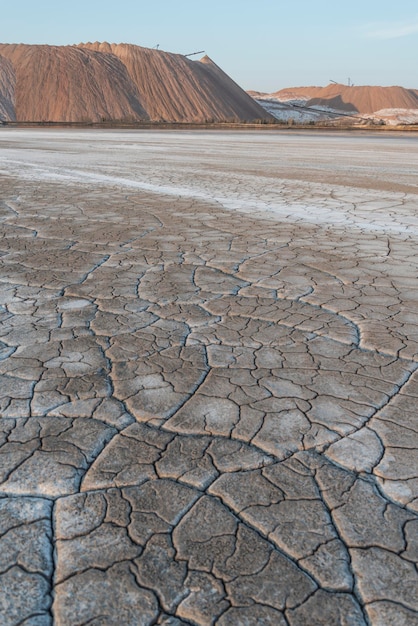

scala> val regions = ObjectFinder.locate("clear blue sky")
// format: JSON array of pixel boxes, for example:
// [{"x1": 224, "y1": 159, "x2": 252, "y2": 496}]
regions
[{"x1": 2, "y1": 0, "x2": 418, "y2": 92}]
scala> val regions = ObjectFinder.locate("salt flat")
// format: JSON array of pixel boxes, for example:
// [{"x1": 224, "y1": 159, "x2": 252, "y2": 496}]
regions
[{"x1": 0, "y1": 128, "x2": 417, "y2": 625}]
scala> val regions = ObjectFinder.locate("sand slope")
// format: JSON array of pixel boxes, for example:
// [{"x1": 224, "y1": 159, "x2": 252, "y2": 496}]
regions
[
  {"x1": 0, "y1": 42, "x2": 270, "y2": 123},
  {"x1": 78, "y1": 42, "x2": 268, "y2": 122},
  {"x1": 0, "y1": 44, "x2": 148, "y2": 123},
  {"x1": 0, "y1": 54, "x2": 15, "y2": 121}
]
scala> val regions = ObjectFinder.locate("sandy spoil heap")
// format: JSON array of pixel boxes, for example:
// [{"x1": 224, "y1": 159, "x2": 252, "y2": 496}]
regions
[
  {"x1": 269, "y1": 83, "x2": 418, "y2": 114},
  {"x1": 78, "y1": 42, "x2": 268, "y2": 123},
  {"x1": 0, "y1": 42, "x2": 270, "y2": 123},
  {"x1": 0, "y1": 43, "x2": 148, "y2": 123}
]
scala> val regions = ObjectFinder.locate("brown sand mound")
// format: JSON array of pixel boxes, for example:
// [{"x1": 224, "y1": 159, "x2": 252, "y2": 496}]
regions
[
  {"x1": 0, "y1": 54, "x2": 15, "y2": 121},
  {"x1": 269, "y1": 84, "x2": 418, "y2": 114},
  {"x1": 78, "y1": 42, "x2": 269, "y2": 122},
  {"x1": 247, "y1": 90, "x2": 268, "y2": 98},
  {"x1": 0, "y1": 42, "x2": 271, "y2": 123},
  {"x1": 0, "y1": 44, "x2": 149, "y2": 123}
]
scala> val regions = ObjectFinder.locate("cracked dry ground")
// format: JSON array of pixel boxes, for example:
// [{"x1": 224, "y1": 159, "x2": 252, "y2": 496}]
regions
[{"x1": 1, "y1": 144, "x2": 418, "y2": 625}]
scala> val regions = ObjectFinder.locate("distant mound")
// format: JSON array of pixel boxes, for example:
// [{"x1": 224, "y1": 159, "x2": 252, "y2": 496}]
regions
[
  {"x1": 268, "y1": 84, "x2": 418, "y2": 114},
  {"x1": 247, "y1": 90, "x2": 268, "y2": 98},
  {"x1": 0, "y1": 42, "x2": 271, "y2": 124},
  {"x1": 251, "y1": 83, "x2": 418, "y2": 125}
]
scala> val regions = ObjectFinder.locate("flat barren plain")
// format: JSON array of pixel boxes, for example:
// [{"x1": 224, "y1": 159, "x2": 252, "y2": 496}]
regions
[{"x1": 0, "y1": 128, "x2": 418, "y2": 625}]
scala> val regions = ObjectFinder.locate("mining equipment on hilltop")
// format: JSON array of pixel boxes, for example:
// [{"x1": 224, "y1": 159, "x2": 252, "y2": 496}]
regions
[
  {"x1": 185, "y1": 50, "x2": 205, "y2": 57},
  {"x1": 330, "y1": 78, "x2": 354, "y2": 86}
]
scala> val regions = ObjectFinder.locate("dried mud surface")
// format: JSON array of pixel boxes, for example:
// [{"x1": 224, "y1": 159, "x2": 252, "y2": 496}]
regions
[{"x1": 0, "y1": 129, "x2": 417, "y2": 625}]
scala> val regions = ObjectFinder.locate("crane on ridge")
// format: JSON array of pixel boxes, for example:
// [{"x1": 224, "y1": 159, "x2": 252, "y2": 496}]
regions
[{"x1": 185, "y1": 50, "x2": 205, "y2": 57}]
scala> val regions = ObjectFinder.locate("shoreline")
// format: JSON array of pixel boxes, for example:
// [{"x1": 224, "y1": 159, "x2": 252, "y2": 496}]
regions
[{"x1": 2, "y1": 120, "x2": 418, "y2": 132}]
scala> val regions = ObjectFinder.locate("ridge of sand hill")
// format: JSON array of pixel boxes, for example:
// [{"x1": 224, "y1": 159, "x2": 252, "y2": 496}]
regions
[
  {"x1": 0, "y1": 44, "x2": 148, "y2": 123},
  {"x1": 0, "y1": 42, "x2": 271, "y2": 123},
  {"x1": 247, "y1": 90, "x2": 268, "y2": 98},
  {"x1": 77, "y1": 42, "x2": 268, "y2": 122},
  {"x1": 268, "y1": 84, "x2": 418, "y2": 114}
]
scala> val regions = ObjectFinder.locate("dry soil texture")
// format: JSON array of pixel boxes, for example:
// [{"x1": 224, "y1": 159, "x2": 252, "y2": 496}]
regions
[{"x1": 0, "y1": 129, "x2": 418, "y2": 625}]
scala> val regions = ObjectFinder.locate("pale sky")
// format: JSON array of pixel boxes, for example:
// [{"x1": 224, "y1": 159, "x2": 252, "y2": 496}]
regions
[{"x1": 2, "y1": 0, "x2": 417, "y2": 92}]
